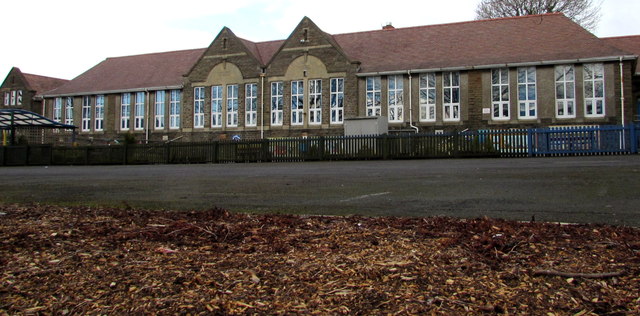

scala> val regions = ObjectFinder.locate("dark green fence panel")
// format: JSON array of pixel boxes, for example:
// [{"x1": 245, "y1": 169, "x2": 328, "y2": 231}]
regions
[{"x1": 3, "y1": 124, "x2": 638, "y2": 167}]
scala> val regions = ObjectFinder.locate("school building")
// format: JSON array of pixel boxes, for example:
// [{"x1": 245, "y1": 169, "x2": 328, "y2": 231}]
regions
[{"x1": 2, "y1": 13, "x2": 639, "y2": 144}]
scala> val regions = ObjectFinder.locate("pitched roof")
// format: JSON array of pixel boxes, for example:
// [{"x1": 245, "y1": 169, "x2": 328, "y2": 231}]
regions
[
  {"x1": 602, "y1": 35, "x2": 640, "y2": 74},
  {"x1": 237, "y1": 38, "x2": 284, "y2": 66},
  {"x1": 45, "y1": 48, "x2": 205, "y2": 96},
  {"x1": 333, "y1": 13, "x2": 630, "y2": 73},
  {"x1": 23, "y1": 73, "x2": 68, "y2": 95},
  {"x1": 42, "y1": 14, "x2": 635, "y2": 97}
]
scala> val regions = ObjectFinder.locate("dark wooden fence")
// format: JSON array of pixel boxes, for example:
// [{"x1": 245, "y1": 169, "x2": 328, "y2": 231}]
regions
[{"x1": 2, "y1": 124, "x2": 638, "y2": 166}]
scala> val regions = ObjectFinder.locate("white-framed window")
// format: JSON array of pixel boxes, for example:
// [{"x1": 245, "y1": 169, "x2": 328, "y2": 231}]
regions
[
  {"x1": 388, "y1": 75, "x2": 404, "y2": 123},
  {"x1": 366, "y1": 76, "x2": 381, "y2": 116},
  {"x1": 82, "y1": 96, "x2": 91, "y2": 131},
  {"x1": 245, "y1": 83, "x2": 257, "y2": 127},
  {"x1": 169, "y1": 90, "x2": 181, "y2": 129},
  {"x1": 211, "y1": 85, "x2": 223, "y2": 127},
  {"x1": 330, "y1": 78, "x2": 344, "y2": 124},
  {"x1": 65, "y1": 97, "x2": 74, "y2": 125},
  {"x1": 443, "y1": 71, "x2": 460, "y2": 121},
  {"x1": 95, "y1": 95, "x2": 104, "y2": 131},
  {"x1": 419, "y1": 73, "x2": 436, "y2": 122},
  {"x1": 193, "y1": 87, "x2": 205, "y2": 128},
  {"x1": 309, "y1": 79, "x2": 322, "y2": 124},
  {"x1": 3, "y1": 92, "x2": 8, "y2": 105},
  {"x1": 134, "y1": 92, "x2": 145, "y2": 130},
  {"x1": 291, "y1": 80, "x2": 304, "y2": 125},
  {"x1": 155, "y1": 91, "x2": 165, "y2": 129},
  {"x1": 492, "y1": 68, "x2": 510, "y2": 120},
  {"x1": 584, "y1": 63, "x2": 605, "y2": 117},
  {"x1": 53, "y1": 97, "x2": 62, "y2": 122},
  {"x1": 121, "y1": 93, "x2": 130, "y2": 130},
  {"x1": 227, "y1": 84, "x2": 238, "y2": 127},
  {"x1": 10, "y1": 90, "x2": 16, "y2": 105},
  {"x1": 17, "y1": 90, "x2": 22, "y2": 105},
  {"x1": 555, "y1": 65, "x2": 575, "y2": 118},
  {"x1": 271, "y1": 82, "x2": 283, "y2": 126},
  {"x1": 518, "y1": 67, "x2": 537, "y2": 119}
]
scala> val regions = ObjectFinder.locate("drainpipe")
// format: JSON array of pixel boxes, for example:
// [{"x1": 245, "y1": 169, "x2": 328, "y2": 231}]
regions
[
  {"x1": 145, "y1": 89, "x2": 150, "y2": 144},
  {"x1": 407, "y1": 70, "x2": 419, "y2": 133},
  {"x1": 260, "y1": 71, "x2": 265, "y2": 139},
  {"x1": 619, "y1": 57, "x2": 625, "y2": 127}
]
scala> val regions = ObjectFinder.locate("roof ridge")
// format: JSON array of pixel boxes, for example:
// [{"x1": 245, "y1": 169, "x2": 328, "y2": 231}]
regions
[
  {"x1": 602, "y1": 35, "x2": 640, "y2": 40},
  {"x1": 105, "y1": 47, "x2": 206, "y2": 60},
  {"x1": 23, "y1": 72, "x2": 68, "y2": 81},
  {"x1": 333, "y1": 12, "x2": 564, "y2": 37}
]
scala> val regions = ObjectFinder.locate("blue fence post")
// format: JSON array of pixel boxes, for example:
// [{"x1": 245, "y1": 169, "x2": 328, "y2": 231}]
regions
[
  {"x1": 630, "y1": 123, "x2": 638, "y2": 154},
  {"x1": 527, "y1": 129, "x2": 534, "y2": 157}
]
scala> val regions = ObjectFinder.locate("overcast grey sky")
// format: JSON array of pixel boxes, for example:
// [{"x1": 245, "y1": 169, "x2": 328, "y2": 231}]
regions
[{"x1": 1, "y1": 0, "x2": 638, "y2": 81}]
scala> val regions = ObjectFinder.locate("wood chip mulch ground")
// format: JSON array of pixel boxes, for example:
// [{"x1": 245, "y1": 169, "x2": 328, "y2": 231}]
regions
[{"x1": 1, "y1": 204, "x2": 639, "y2": 315}]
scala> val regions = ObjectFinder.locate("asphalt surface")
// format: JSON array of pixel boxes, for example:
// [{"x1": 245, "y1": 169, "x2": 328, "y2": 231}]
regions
[{"x1": 1, "y1": 156, "x2": 639, "y2": 226}]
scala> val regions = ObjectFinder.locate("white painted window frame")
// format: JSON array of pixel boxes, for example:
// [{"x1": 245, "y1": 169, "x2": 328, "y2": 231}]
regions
[
  {"x1": 53, "y1": 97, "x2": 62, "y2": 122},
  {"x1": 366, "y1": 76, "x2": 381, "y2": 117},
  {"x1": 443, "y1": 71, "x2": 461, "y2": 122},
  {"x1": 583, "y1": 63, "x2": 605, "y2": 117},
  {"x1": 169, "y1": 90, "x2": 181, "y2": 129},
  {"x1": 419, "y1": 73, "x2": 436, "y2": 122},
  {"x1": 291, "y1": 80, "x2": 304, "y2": 125},
  {"x1": 517, "y1": 67, "x2": 537, "y2": 119},
  {"x1": 271, "y1": 82, "x2": 283, "y2": 126},
  {"x1": 134, "y1": 92, "x2": 145, "y2": 130},
  {"x1": 491, "y1": 68, "x2": 510, "y2": 120},
  {"x1": 95, "y1": 95, "x2": 104, "y2": 131},
  {"x1": 330, "y1": 78, "x2": 344, "y2": 124},
  {"x1": 65, "y1": 97, "x2": 74, "y2": 126},
  {"x1": 245, "y1": 83, "x2": 258, "y2": 127},
  {"x1": 226, "y1": 84, "x2": 238, "y2": 127},
  {"x1": 309, "y1": 79, "x2": 322, "y2": 125},
  {"x1": 193, "y1": 87, "x2": 205, "y2": 128},
  {"x1": 81, "y1": 96, "x2": 91, "y2": 131},
  {"x1": 211, "y1": 85, "x2": 223, "y2": 127},
  {"x1": 154, "y1": 91, "x2": 165, "y2": 129},
  {"x1": 555, "y1": 65, "x2": 576, "y2": 118},
  {"x1": 387, "y1": 75, "x2": 404, "y2": 123}
]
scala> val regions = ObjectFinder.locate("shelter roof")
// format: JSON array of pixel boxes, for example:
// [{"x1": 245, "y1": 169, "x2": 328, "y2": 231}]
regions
[{"x1": 0, "y1": 109, "x2": 76, "y2": 130}]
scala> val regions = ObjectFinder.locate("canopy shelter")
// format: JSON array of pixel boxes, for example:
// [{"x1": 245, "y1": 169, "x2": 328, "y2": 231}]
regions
[{"x1": 0, "y1": 109, "x2": 76, "y2": 145}]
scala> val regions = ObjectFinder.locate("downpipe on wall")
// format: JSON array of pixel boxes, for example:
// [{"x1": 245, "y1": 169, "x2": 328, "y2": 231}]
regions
[{"x1": 408, "y1": 71, "x2": 419, "y2": 133}]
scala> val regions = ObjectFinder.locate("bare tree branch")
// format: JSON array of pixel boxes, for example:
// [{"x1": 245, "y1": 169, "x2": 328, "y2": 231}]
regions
[{"x1": 475, "y1": 0, "x2": 601, "y2": 31}]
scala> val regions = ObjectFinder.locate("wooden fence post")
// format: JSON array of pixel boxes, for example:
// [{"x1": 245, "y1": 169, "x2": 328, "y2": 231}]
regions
[{"x1": 123, "y1": 144, "x2": 128, "y2": 165}]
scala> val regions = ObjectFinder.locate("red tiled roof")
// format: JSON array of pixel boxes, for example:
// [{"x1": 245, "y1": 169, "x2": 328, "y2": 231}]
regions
[
  {"x1": 23, "y1": 73, "x2": 68, "y2": 95},
  {"x1": 237, "y1": 38, "x2": 285, "y2": 66},
  {"x1": 255, "y1": 40, "x2": 285, "y2": 65},
  {"x1": 45, "y1": 48, "x2": 205, "y2": 96},
  {"x1": 602, "y1": 35, "x2": 640, "y2": 74},
  {"x1": 333, "y1": 13, "x2": 629, "y2": 73},
  {"x1": 44, "y1": 14, "x2": 633, "y2": 96}
]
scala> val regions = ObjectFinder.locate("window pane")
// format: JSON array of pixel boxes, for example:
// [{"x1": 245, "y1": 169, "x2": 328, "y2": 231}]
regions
[
  {"x1": 518, "y1": 85, "x2": 526, "y2": 100},
  {"x1": 566, "y1": 83, "x2": 574, "y2": 98},
  {"x1": 527, "y1": 67, "x2": 535, "y2": 82},
  {"x1": 556, "y1": 83, "x2": 564, "y2": 99},
  {"x1": 500, "y1": 69, "x2": 509, "y2": 84},
  {"x1": 528, "y1": 85, "x2": 536, "y2": 100},
  {"x1": 428, "y1": 90, "x2": 435, "y2": 104},
  {"x1": 595, "y1": 81, "x2": 604, "y2": 98}
]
